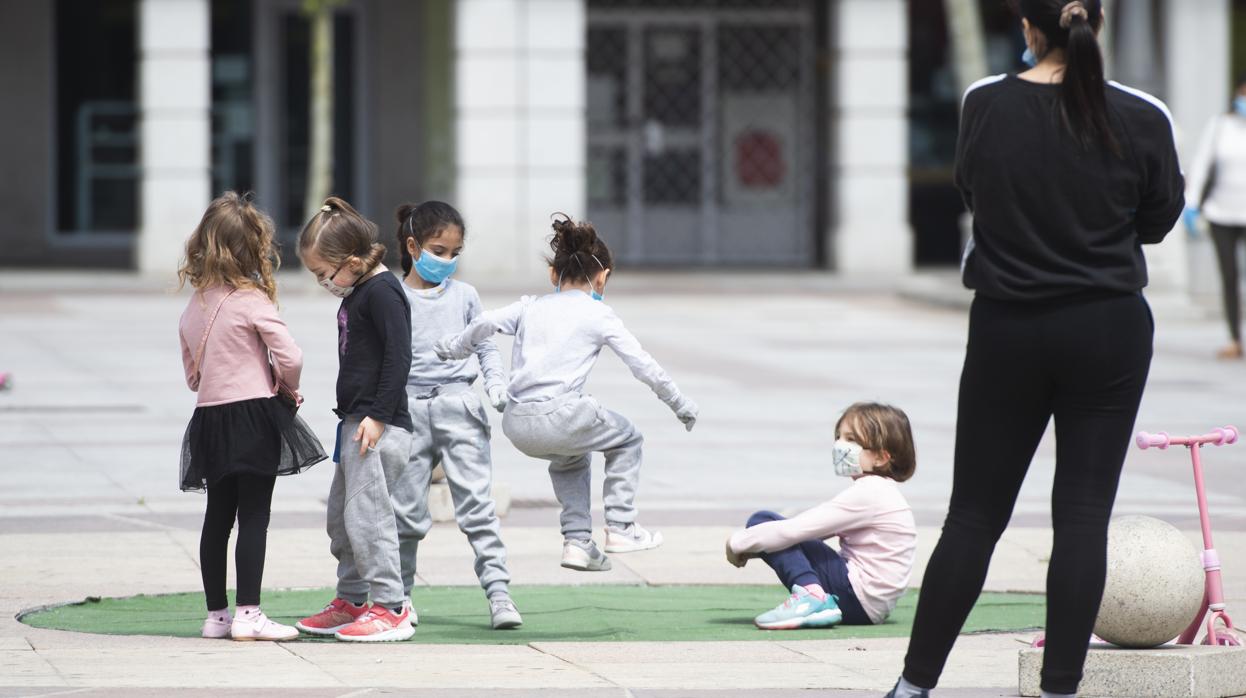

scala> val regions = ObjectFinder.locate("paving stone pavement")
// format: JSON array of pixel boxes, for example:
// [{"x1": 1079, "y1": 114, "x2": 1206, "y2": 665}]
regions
[{"x1": 2, "y1": 270, "x2": 1245, "y2": 696}]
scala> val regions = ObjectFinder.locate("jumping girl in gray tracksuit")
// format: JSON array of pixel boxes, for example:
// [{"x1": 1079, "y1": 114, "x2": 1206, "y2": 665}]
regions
[
  {"x1": 434, "y1": 214, "x2": 699, "y2": 572},
  {"x1": 393, "y1": 201, "x2": 521, "y2": 630}
]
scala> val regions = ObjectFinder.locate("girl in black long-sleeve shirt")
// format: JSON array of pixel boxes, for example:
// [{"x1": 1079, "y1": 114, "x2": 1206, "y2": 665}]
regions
[{"x1": 888, "y1": 2, "x2": 1184, "y2": 697}]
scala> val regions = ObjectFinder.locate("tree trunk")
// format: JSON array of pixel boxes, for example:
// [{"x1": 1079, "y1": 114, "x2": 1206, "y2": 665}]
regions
[
  {"x1": 303, "y1": 0, "x2": 336, "y2": 221},
  {"x1": 944, "y1": 0, "x2": 988, "y2": 104}
]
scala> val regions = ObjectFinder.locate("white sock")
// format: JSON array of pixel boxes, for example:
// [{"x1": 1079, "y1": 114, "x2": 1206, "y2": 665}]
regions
[
  {"x1": 802, "y1": 583, "x2": 828, "y2": 601},
  {"x1": 895, "y1": 677, "x2": 930, "y2": 697},
  {"x1": 1041, "y1": 692, "x2": 1075, "y2": 698},
  {"x1": 207, "y1": 608, "x2": 231, "y2": 622},
  {"x1": 236, "y1": 604, "x2": 260, "y2": 617}
]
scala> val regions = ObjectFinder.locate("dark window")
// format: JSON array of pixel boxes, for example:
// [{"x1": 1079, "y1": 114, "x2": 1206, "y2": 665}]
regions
[
  {"x1": 55, "y1": 0, "x2": 138, "y2": 234},
  {"x1": 211, "y1": 0, "x2": 255, "y2": 196},
  {"x1": 280, "y1": 11, "x2": 356, "y2": 232}
]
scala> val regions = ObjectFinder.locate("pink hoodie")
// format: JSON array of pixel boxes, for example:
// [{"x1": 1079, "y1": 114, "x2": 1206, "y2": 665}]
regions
[
  {"x1": 179, "y1": 285, "x2": 303, "y2": 406},
  {"x1": 729, "y1": 475, "x2": 917, "y2": 624}
]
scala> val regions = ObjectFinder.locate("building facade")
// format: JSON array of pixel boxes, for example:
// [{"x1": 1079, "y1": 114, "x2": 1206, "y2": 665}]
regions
[{"x1": 0, "y1": 0, "x2": 1237, "y2": 292}]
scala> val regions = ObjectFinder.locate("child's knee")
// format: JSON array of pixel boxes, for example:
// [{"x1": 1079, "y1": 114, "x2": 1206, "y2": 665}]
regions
[{"x1": 747, "y1": 510, "x2": 782, "y2": 527}]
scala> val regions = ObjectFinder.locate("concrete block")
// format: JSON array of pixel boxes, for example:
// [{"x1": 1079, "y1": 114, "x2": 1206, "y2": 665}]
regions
[
  {"x1": 526, "y1": 55, "x2": 586, "y2": 110},
  {"x1": 456, "y1": 55, "x2": 520, "y2": 110},
  {"x1": 1019, "y1": 645, "x2": 1246, "y2": 698},
  {"x1": 456, "y1": 113, "x2": 520, "y2": 169},
  {"x1": 523, "y1": 0, "x2": 585, "y2": 51},
  {"x1": 455, "y1": 0, "x2": 520, "y2": 52},
  {"x1": 526, "y1": 114, "x2": 584, "y2": 169},
  {"x1": 427, "y1": 482, "x2": 511, "y2": 523}
]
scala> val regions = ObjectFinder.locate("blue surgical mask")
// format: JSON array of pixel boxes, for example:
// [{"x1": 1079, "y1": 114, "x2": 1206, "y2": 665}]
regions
[
  {"x1": 554, "y1": 279, "x2": 604, "y2": 302},
  {"x1": 1021, "y1": 46, "x2": 1037, "y2": 68},
  {"x1": 414, "y1": 249, "x2": 457, "y2": 285},
  {"x1": 1234, "y1": 96, "x2": 1246, "y2": 117}
]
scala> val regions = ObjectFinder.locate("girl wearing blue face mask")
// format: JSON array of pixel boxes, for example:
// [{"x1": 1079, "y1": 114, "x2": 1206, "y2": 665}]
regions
[
  {"x1": 1184, "y1": 74, "x2": 1246, "y2": 360},
  {"x1": 391, "y1": 201, "x2": 522, "y2": 630},
  {"x1": 724, "y1": 403, "x2": 917, "y2": 631},
  {"x1": 434, "y1": 214, "x2": 699, "y2": 573}
]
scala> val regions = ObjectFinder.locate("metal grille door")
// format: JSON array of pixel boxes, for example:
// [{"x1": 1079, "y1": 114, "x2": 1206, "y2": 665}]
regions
[{"x1": 587, "y1": 0, "x2": 817, "y2": 267}]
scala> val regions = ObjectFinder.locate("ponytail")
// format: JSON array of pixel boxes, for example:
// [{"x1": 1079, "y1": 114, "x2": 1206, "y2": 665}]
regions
[
  {"x1": 547, "y1": 213, "x2": 613, "y2": 283},
  {"x1": 297, "y1": 195, "x2": 385, "y2": 272},
  {"x1": 394, "y1": 201, "x2": 465, "y2": 275},
  {"x1": 1019, "y1": 0, "x2": 1119, "y2": 155}
]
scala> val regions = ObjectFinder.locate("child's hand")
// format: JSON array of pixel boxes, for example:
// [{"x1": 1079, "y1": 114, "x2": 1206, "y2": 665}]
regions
[
  {"x1": 725, "y1": 538, "x2": 747, "y2": 568},
  {"x1": 487, "y1": 386, "x2": 507, "y2": 412},
  {"x1": 433, "y1": 336, "x2": 469, "y2": 361},
  {"x1": 675, "y1": 399, "x2": 699, "y2": 432},
  {"x1": 353, "y1": 417, "x2": 385, "y2": 456}
]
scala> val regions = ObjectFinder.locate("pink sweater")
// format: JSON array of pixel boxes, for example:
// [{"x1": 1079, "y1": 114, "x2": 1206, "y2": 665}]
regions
[
  {"x1": 179, "y1": 286, "x2": 303, "y2": 407},
  {"x1": 729, "y1": 475, "x2": 917, "y2": 623}
]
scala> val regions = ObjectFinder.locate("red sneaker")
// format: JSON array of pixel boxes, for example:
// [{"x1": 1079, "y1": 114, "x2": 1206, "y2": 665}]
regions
[
  {"x1": 334, "y1": 604, "x2": 415, "y2": 642},
  {"x1": 295, "y1": 598, "x2": 368, "y2": 636}
]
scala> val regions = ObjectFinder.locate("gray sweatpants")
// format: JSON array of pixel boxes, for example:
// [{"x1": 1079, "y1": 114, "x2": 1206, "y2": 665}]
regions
[
  {"x1": 391, "y1": 383, "x2": 510, "y2": 598},
  {"x1": 327, "y1": 418, "x2": 411, "y2": 607},
  {"x1": 502, "y1": 392, "x2": 644, "y2": 540}
]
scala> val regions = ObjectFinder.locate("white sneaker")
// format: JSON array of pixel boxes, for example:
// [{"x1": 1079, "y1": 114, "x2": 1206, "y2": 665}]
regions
[
  {"x1": 604, "y1": 523, "x2": 664, "y2": 553},
  {"x1": 561, "y1": 539, "x2": 612, "y2": 571},
  {"x1": 490, "y1": 596, "x2": 523, "y2": 629},
  {"x1": 405, "y1": 598, "x2": 419, "y2": 627},
  {"x1": 231, "y1": 608, "x2": 299, "y2": 642},
  {"x1": 201, "y1": 612, "x2": 232, "y2": 639}
]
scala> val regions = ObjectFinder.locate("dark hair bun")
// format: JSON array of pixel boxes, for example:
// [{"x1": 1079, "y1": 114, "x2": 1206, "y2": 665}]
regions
[{"x1": 547, "y1": 213, "x2": 613, "y2": 283}]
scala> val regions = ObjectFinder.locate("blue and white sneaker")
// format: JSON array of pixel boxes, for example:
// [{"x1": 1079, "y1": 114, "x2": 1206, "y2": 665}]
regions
[{"x1": 754, "y1": 585, "x2": 843, "y2": 630}]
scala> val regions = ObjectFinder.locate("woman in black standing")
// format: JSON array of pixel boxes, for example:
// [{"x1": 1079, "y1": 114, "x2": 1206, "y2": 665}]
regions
[{"x1": 887, "y1": 2, "x2": 1184, "y2": 697}]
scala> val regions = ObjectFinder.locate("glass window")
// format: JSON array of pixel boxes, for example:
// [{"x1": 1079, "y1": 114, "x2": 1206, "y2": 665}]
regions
[
  {"x1": 55, "y1": 0, "x2": 138, "y2": 235},
  {"x1": 212, "y1": 0, "x2": 255, "y2": 196},
  {"x1": 280, "y1": 11, "x2": 356, "y2": 231}
]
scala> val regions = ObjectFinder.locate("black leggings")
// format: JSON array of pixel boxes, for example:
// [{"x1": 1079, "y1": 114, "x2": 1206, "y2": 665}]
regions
[
  {"x1": 200, "y1": 473, "x2": 277, "y2": 611},
  {"x1": 903, "y1": 292, "x2": 1152, "y2": 695},
  {"x1": 1211, "y1": 223, "x2": 1245, "y2": 342}
]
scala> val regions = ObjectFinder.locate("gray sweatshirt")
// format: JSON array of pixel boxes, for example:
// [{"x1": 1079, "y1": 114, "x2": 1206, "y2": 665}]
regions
[
  {"x1": 436, "y1": 289, "x2": 688, "y2": 413},
  {"x1": 402, "y1": 279, "x2": 505, "y2": 395}
]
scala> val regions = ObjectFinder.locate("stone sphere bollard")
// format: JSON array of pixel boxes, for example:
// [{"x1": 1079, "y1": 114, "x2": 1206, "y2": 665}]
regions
[{"x1": 1093, "y1": 515, "x2": 1205, "y2": 648}]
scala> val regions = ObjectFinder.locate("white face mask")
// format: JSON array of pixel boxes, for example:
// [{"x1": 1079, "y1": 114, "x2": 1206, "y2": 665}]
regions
[
  {"x1": 832, "y1": 439, "x2": 864, "y2": 477},
  {"x1": 319, "y1": 263, "x2": 356, "y2": 299}
]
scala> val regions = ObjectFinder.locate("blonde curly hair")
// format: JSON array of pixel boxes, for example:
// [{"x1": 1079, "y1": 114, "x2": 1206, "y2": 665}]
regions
[{"x1": 177, "y1": 191, "x2": 280, "y2": 303}]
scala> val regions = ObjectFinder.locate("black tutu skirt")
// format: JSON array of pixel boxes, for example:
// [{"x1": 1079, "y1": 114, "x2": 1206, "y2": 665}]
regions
[{"x1": 180, "y1": 396, "x2": 327, "y2": 492}]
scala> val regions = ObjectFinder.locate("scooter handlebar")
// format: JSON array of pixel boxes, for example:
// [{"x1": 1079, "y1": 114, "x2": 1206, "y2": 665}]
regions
[
  {"x1": 1135, "y1": 426, "x2": 1238, "y2": 449},
  {"x1": 1136, "y1": 431, "x2": 1169, "y2": 450}
]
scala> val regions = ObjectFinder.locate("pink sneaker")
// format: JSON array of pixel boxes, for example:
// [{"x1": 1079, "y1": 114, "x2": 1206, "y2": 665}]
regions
[
  {"x1": 230, "y1": 608, "x2": 298, "y2": 642},
  {"x1": 334, "y1": 604, "x2": 415, "y2": 642},
  {"x1": 201, "y1": 611, "x2": 232, "y2": 639},
  {"x1": 295, "y1": 597, "x2": 368, "y2": 636}
]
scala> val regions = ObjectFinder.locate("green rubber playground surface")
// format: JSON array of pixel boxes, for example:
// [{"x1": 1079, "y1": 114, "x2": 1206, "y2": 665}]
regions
[{"x1": 20, "y1": 586, "x2": 1045, "y2": 643}]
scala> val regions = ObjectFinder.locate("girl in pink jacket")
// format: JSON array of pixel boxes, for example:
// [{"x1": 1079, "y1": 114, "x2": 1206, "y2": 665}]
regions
[
  {"x1": 726, "y1": 403, "x2": 917, "y2": 630},
  {"x1": 177, "y1": 192, "x2": 326, "y2": 641}
]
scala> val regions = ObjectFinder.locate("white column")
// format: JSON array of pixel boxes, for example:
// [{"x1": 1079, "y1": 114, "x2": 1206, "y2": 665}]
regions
[
  {"x1": 1160, "y1": 0, "x2": 1230, "y2": 296},
  {"x1": 830, "y1": 0, "x2": 912, "y2": 275},
  {"x1": 454, "y1": 0, "x2": 586, "y2": 278},
  {"x1": 137, "y1": 0, "x2": 211, "y2": 273}
]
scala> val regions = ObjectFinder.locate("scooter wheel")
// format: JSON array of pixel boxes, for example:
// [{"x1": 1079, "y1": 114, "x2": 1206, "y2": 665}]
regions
[{"x1": 1200, "y1": 630, "x2": 1241, "y2": 646}]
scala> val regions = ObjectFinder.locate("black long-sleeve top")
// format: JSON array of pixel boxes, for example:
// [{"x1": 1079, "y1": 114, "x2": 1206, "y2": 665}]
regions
[
  {"x1": 956, "y1": 74, "x2": 1185, "y2": 301},
  {"x1": 335, "y1": 271, "x2": 414, "y2": 431}
]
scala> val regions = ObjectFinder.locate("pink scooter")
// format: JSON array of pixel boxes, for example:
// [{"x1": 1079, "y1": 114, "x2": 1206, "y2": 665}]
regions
[{"x1": 1136, "y1": 425, "x2": 1241, "y2": 646}]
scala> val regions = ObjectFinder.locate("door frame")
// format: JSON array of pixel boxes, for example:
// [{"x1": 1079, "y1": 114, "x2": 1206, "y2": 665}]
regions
[
  {"x1": 586, "y1": 4, "x2": 818, "y2": 267},
  {"x1": 253, "y1": 0, "x2": 374, "y2": 242}
]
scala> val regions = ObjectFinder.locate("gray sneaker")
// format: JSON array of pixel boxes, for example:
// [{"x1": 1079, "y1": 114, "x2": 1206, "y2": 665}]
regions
[
  {"x1": 489, "y1": 596, "x2": 523, "y2": 629},
  {"x1": 561, "y1": 538, "x2": 612, "y2": 571}
]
